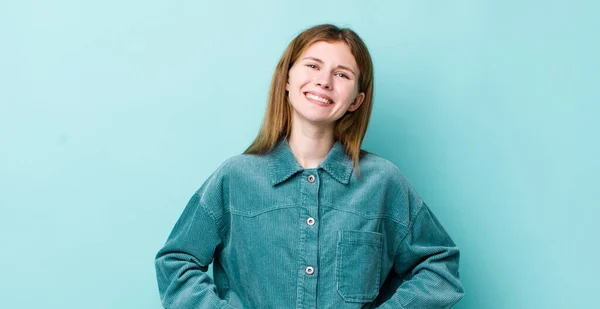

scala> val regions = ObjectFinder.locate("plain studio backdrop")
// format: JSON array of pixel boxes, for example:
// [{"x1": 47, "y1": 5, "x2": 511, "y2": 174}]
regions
[{"x1": 0, "y1": 1, "x2": 598, "y2": 308}]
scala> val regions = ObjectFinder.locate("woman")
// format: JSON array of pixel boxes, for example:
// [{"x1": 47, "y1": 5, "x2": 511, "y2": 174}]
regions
[{"x1": 155, "y1": 24, "x2": 464, "y2": 309}]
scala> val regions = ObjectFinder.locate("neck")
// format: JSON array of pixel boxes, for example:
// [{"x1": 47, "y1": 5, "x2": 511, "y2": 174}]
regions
[{"x1": 287, "y1": 118, "x2": 335, "y2": 169}]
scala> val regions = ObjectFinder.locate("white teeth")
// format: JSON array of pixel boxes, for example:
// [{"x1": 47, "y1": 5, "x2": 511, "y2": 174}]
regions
[{"x1": 306, "y1": 93, "x2": 332, "y2": 104}]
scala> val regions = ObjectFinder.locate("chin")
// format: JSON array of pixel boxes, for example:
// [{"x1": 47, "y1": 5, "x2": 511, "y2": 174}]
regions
[
  {"x1": 303, "y1": 116, "x2": 337, "y2": 127},
  {"x1": 292, "y1": 108, "x2": 338, "y2": 127}
]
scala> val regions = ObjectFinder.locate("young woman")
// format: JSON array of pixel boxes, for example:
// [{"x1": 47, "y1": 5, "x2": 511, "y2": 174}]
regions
[{"x1": 155, "y1": 24, "x2": 464, "y2": 309}]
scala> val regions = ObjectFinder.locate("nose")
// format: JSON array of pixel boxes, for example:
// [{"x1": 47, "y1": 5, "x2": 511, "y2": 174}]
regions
[{"x1": 315, "y1": 72, "x2": 332, "y2": 90}]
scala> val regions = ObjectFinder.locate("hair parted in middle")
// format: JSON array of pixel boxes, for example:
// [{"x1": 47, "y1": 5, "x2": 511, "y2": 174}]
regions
[{"x1": 245, "y1": 24, "x2": 374, "y2": 173}]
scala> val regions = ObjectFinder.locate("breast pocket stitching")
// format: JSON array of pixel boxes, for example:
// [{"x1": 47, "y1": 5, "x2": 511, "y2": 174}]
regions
[{"x1": 335, "y1": 230, "x2": 383, "y2": 303}]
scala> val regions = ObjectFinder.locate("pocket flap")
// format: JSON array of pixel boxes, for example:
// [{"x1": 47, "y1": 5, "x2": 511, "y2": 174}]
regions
[{"x1": 338, "y1": 230, "x2": 383, "y2": 246}]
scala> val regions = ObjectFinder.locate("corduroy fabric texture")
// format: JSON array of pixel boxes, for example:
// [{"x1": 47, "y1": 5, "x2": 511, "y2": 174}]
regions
[{"x1": 155, "y1": 138, "x2": 464, "y2": 309}]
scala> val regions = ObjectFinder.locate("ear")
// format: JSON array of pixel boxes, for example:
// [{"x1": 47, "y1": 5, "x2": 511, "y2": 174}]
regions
[
  {"x1": 286, "y1": 81, "x2": 289, "y2": 91},
  {"x1": 347, "y1": 92, "x2": 365, "y2": 112}
]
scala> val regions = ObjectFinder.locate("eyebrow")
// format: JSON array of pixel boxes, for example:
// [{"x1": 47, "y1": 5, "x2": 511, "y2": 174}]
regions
[{"x1": 302, "y1": 57, "x2": 357, "y2": 77}]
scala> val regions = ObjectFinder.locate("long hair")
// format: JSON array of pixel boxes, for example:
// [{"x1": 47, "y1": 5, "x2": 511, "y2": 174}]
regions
[{"x1": 244, "y1": 24, "x2": 374, "y2": 173}]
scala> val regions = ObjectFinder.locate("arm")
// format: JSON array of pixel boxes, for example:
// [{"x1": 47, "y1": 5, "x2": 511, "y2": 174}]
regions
[
  {"x1": 377, "y1": 204, "x2": 464, "y2": 309},
  {"x1": 154, "y1": 193, "x2": 235, "y2": 309}
]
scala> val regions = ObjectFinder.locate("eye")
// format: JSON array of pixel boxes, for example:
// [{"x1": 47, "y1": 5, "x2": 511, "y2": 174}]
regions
[
  {"x1": 335, "y1": 72, "x2": 350, "y2": 79},
  {"x1": 306, "y1": 64, "x2": 318, "y2": 69}
]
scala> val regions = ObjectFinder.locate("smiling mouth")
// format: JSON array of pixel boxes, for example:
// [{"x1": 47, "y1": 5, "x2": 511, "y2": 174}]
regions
[{"x1": 304, "y1": 92, "x2": 334, "y2": 105}]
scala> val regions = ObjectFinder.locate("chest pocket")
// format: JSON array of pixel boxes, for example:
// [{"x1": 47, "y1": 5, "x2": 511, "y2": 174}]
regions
[{"x1": 335, "y1": 230, "x2": 383, "y2": 303}]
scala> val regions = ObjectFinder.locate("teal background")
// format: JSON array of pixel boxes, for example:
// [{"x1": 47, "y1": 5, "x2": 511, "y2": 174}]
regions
[{"x1": 1, "y1": 1, "x2": 598, "y2": 308}]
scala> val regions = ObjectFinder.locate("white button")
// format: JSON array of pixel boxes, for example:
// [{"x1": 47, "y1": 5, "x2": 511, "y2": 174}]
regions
[
  {"x1": 307, "y1": 175, "x2": 315, "y2": 183},
  {"x1": 307, "y1": 217, "x2": 315, "y2": 226},
  {"x1": 305, "y1": 266, "x2": 314, "y2": 275}
]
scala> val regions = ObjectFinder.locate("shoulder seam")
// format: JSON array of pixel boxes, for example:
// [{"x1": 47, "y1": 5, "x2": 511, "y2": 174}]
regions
[
  {"x1": 196, "y1": 193, "x2": 229, "y2": 243},
  {"x1": 392, "y1": 201, "x2": 427, "y2": 256}
]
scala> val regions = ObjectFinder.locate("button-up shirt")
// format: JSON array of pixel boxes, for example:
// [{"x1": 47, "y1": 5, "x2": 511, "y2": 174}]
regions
[{"x1": 155, "y1": 138, "x2": 464, "y2": 309}]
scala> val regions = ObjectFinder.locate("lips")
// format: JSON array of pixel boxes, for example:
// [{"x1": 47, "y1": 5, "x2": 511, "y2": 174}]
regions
[{"x1": 304, "y1": 92, "x2": 334, "y2": 105}]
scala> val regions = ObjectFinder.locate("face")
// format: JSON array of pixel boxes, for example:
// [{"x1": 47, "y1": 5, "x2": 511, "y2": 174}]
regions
[{"x1": 286, "y1": 41, "x2": 365, "y2": 127}]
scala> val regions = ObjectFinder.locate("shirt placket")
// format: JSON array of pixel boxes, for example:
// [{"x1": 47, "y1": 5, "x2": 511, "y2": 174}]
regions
[{"x1": 296, "y1": 169, "x2": 320, "y2": 309}]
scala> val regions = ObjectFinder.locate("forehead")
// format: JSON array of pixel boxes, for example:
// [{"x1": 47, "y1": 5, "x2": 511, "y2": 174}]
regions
[{"x1": 299, "y1": 41, "x2": 359, "y2": 71}]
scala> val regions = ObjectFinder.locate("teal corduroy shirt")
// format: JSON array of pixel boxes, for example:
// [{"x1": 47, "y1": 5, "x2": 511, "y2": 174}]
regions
[{"x1": 155, "y1": 138, "x2": 464, "y2": 308}]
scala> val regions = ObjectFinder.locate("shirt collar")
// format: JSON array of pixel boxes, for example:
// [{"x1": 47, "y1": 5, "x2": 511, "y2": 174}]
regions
[{"x1": 267, "y1": 137, "x2": 354, "y2": 186}]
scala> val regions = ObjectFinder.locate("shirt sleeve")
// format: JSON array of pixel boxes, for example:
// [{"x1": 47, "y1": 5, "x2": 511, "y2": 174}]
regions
[
  {"x1": 377, "y1": 202, "x2": 465, "y2": 309},
  {"x1": 154, "y1": 192, "x2": 236, "y2": 309}
]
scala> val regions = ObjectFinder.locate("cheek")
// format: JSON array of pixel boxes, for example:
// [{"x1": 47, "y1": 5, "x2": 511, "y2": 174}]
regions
[
  {"x1": 339, "y1": 84, "x2": 358, "y2": 101},
  {"x1": 289, "y1": 77, "x2": 309, "y2": 94},
  {"x1": 287, "y1": 73, "x2": 299, "y2": 90}
]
